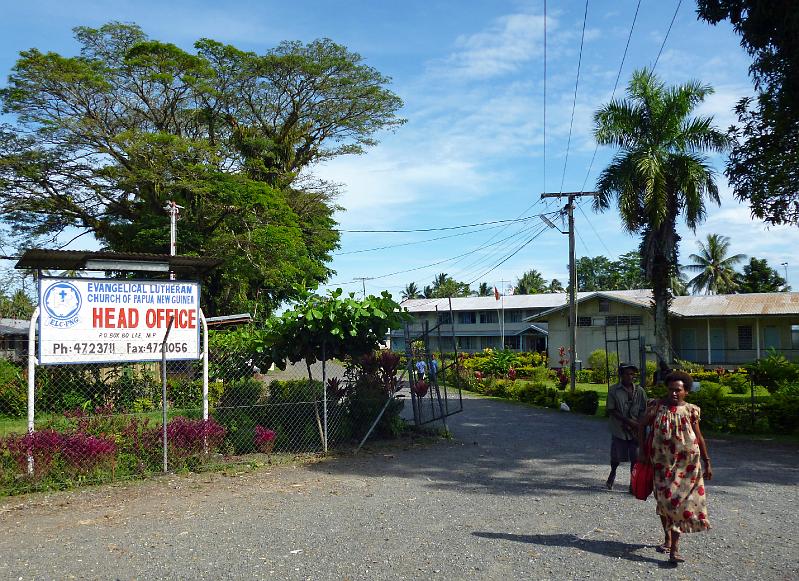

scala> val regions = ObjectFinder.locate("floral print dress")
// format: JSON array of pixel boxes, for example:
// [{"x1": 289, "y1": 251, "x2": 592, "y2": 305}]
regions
[{"x1": 650, "y1": 403, "x2": 711, "y2": 533}]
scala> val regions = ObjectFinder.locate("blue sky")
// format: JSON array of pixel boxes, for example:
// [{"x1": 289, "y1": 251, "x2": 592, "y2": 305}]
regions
[{"x1": 1, "y1": 0, "x2": 797, "y2": 298}]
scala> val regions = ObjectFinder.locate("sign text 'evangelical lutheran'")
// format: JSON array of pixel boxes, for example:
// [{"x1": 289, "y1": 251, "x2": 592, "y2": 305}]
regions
[{"x1": 38, "y1": 278, "x2": 201, "y2": 365}]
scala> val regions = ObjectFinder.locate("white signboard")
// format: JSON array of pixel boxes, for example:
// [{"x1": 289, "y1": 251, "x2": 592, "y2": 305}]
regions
[{"x1": 38, "y1": 277, "x2": 201, "y2": 365}]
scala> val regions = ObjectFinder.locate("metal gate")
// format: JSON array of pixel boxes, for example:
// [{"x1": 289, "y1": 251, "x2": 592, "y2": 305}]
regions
[
  {"x1": 603, "y1": 321, "x2": 647, "y2": 387},
  {"x1": 403, "y1": 320, "x2": 463, "y2": 426}
]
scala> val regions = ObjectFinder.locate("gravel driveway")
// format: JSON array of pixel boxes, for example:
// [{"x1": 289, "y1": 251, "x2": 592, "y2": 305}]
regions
[{"x1": 1, "y1": 393, "x2": 797, "y2": 580}]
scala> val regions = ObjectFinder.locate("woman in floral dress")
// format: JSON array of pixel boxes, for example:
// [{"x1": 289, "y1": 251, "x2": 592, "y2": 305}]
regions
[{"x1": 639, "y1": 370, "x2": 713, "y2": 565}]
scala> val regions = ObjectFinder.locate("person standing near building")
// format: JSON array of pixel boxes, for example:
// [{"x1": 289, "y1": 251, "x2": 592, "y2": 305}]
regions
[
  {"x1": 415, "y1": 358, "x2": 427, "y2": 380},
  {"x1": 429, "y1": 356, "x2": 439, "y2": 383},
  {"x1": 606, "y1": 363, "x2": 647, "y2": 491}
]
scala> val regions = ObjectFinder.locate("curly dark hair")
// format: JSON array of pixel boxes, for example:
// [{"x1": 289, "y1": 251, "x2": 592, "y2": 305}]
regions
[{"x1": 664, "y1": 370, "x2": 693, "y2": 388}]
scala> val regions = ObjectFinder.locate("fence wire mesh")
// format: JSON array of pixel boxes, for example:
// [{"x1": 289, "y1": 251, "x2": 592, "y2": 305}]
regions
[{"x1": 0, "y1": 348, "x2": 399, "y2": 495}]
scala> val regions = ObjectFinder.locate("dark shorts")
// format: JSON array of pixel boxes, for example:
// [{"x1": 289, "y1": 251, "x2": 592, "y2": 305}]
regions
[{"x1": 610, "y1": 436, "x2": 639, "y2": 464}]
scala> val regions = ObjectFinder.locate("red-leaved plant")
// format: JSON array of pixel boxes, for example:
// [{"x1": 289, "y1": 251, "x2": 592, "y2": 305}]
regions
[
  {"x1": 4, "y1": 429, "x2": 63, "y2": 479},
  {"x1": 60, "y1": 432, "x2": 116, "y2": 474},
  {"x1": 166, "y1": 417, "x2": 226, "y2": 462},
  {"x1": 254, "y1": 426, "x2": 277, "y2": 453}
]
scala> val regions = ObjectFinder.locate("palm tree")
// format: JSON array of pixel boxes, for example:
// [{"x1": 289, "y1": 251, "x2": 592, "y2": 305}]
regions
[
  {"x1": 594, "y1": 68, "x2": 730, "y2": 368},
  {"x1": 477, "y1": 282, "x2": 492, "y2": 297},
  {"x1": 547, "y1": 279, "x2": 565, "y2": 293},
  {"x1": 514, "y1": 269, "x2": 547, "y2": 295},
  {"x1": 422, "y1": 285, "x2": 433, "y2": 299},
  {"x1": 401, "y1": 282, "x2": 421, "y2": 300},
  {"x1": 684, "y1": 234, "x2": 746, "y2": 294},
  {"x1": 433, "y1": 273, "x2": 448, "y2": 291}
]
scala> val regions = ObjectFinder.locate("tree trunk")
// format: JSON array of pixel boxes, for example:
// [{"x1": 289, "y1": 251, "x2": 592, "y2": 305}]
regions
[{"x1": 641, "y1": 215, "x2": 679, "y2": 380}]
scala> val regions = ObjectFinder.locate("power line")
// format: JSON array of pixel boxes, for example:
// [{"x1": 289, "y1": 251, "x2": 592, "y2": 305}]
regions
[
  {"x1": 579, "y1": 0, "x2": 641, "y2": 194},
  {"x1": 543, "y1": 0, "x2": 548, "y2": 206},
  {"x1": 576, "y1": 0, "x2": 642, "y2": 257},
  {"x1": 653, "y1": 0, "x2": 682, "y2": 71},
  {"x1": 577, "y1": 199, "x2": 613, "y2": 256},
  {"x1": 467, "y1": 225, "x2": 552, "y2": 285},
  {"x1": 559, "y1": 0, "x2": 590, "y2": 194},
  {"x1": 329, "y1": 225, "x2": 538, "y2": 285},
  {"x1": 333, "y1": 220, "x2": 529, "y2": 255},
  {"x1": 337, "y1": 215, "x2": 538, "y2": 233},
  {"x1": 448, "y1": 223, "x2": 546, "y2": 280}
]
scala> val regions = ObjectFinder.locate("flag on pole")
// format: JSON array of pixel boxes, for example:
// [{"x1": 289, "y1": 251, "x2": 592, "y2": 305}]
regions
[{"x1": 494, "y1": 286, "x2": 500, "y2": 300}]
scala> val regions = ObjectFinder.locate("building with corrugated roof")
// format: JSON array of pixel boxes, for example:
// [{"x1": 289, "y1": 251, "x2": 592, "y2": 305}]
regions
[
  {"x1": 530, "y1": 290, "x2": 799, "y2": 367},
  {"x1": 0, "y1": 318, "x2": 30, "y2": 362},
  {"x1": 395, "y1": 290, "x2": 799, "y2": 368}
]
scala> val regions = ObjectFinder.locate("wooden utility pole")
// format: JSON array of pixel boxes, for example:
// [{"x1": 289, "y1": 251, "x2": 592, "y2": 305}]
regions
[
  {"x1": 352, "y1": 277, "x2": 374, "y2": 298},
  {"x1": 540, "y1": 191, "x2": 599, "y2": 392}
]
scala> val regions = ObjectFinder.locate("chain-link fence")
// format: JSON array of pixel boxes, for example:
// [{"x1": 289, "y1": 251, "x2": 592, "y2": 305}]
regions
[{"x1": 0, "y1": 347, "x2": 409, "y2": 495}]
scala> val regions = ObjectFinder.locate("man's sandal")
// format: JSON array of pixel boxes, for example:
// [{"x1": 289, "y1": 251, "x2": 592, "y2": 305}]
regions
[
  {"x1": 669, "y1": 552, "x2": 685, "y2": 564},
  {"x1": 655, "y1": 543, "x2": 671, "y2": 554}
]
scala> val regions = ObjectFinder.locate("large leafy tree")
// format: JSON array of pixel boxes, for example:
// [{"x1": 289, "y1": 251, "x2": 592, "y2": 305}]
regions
[
  {"x1": 593, "y1": 69, "x2": 730, "y2": 367},
  {"x1": 575, "y1": 256, "x2": 617, "y2": 291},
  {"x1": 514, "y1": 269, "x2": 547, "y2": 295},
  {"x1": 0, "y1": 23, "x2": 405, "y2": 315},
  {"x1": 430, "y1": 273, "x2": 470, "y2": 298},
  {"x1": 684, "y1": 234, "x2": 746, "y2": 294},
  {"x1": 697, "y1": 1, "x2": 799, "y2": 225},
  {"x1": 574, "y1": 252, "x2": 646, "y2": 291},
  {"x1": 476, "y1": 282, "x2": 493, "y2": 297},
  {"x1": 735, "y1": 257, "x2": 790, "y2": 293}
]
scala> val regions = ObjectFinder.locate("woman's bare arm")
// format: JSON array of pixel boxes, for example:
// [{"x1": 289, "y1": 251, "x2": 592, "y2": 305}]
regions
[{"x1": 692, "y1": 415, "x2": 713, "y2": 480}]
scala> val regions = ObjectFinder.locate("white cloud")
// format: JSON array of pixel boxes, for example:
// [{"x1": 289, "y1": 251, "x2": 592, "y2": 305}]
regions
[
  {"x1": 695, "y1": 84, "x2": 752, "y2": 131},
  {"x1": 681, "y1": 185, "x2": 799, "y2": 270},
  {"x1": 433, "y1": 12, "x2": 548, "y2": 80}
]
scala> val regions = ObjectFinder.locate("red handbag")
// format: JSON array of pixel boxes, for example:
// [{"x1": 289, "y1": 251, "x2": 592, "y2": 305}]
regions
[
  {"x1": 631, "y1": 461, "x2": 654, "y2": 500},
  {"x1": 631, "y1": 408, "x2": 657, "y2": 500}
]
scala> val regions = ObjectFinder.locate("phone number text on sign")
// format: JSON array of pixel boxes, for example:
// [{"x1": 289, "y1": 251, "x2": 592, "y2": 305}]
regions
[{"x1": 38, "y1": 278, "x2": 201, "y2": 365}]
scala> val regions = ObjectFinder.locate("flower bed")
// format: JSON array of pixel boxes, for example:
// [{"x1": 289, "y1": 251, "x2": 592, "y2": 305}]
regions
[{"x1": 0, "y1": 413, "x2": 227, "y2": 496}]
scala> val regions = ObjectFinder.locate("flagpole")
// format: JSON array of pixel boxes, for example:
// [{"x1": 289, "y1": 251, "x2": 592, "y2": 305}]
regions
[
  {"x1": 501, "y1": 293, "x2": 505, "y2": 348},
  {"x1": 493, "y1": 285, "x2": 502, "y2": 349}
]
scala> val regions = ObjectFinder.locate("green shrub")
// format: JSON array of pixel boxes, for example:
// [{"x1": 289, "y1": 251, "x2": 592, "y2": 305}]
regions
[
  {"x1": 646, "y1": 383, "x2": 667, "y2": 399},
  {"x1": 673, "y1": 359, "x2": 706, "y2": 373},
  {"x1": 691, "y1": 370, "x2": 720, "y2": 383},
  {"x1": 576, "y1": 369, "x2": 594, "y2": 383},
  {"x1": 483, "y1": 349, "x2": 520, "y2": 376},
  {"x1": 516, "y1": 352, "x2": 544, "y2": 367},
  {"x1": 511, "y1": 381, "x2": 560, "y2": 408},
  {"x1": 346, "y1": 365, "x2": 403, "y2": 441},
  {"x1": 0, "y1": 360, "x2": 25, "y2": 418},
  {"x1": 515, "y1": 365, "x2": 553, "y2": 383},
  {"x1": 213, "y1": 378, "x2": 268, "y2": 454},
  {"x1": 746, "y1": 350, "x2": 799, "y2": 394},
  {"x1": 644, "y1": 360, "x2": 657, "y2": 387},
  {"x1": 762, "y1": 384, "x2": 799, "y2": 433},
  {"x1": 587, "y1": 349, "x2": 619, "y2": 384},
  {"x1": 562, "y1": 390, "x2": 600, "y2": 415},
  {"x1": 719, "y1": 372, "x2": 750, "y2": 395}
]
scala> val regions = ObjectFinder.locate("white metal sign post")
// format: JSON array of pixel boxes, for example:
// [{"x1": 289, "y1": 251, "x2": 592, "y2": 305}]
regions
[{"x1": 38, "y1": 278, "x2": 201, "y2": 364}]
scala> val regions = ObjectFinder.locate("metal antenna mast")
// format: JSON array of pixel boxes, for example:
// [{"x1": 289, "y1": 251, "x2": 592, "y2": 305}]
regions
[{"x1": 164, "y1": 201, "x2": 184, "y2": 281}]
